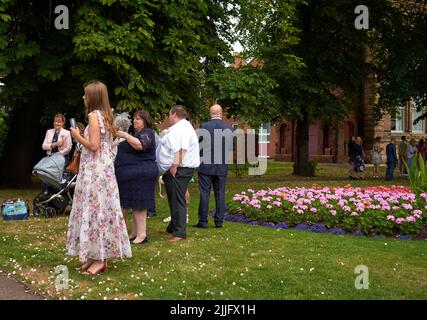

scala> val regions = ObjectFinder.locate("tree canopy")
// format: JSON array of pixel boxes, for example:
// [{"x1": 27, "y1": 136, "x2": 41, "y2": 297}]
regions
[
  {"x1": 226, "y1": 0, "x2": 427, "y2": 175},
  {"x1": 0, "y1": 0, "x2": 241, "y2": 187}
]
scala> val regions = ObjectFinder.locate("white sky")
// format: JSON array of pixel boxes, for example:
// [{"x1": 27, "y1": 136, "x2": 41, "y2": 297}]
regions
[{"x1": 232, "y1": 41, "x2": 243, "y2": 53}]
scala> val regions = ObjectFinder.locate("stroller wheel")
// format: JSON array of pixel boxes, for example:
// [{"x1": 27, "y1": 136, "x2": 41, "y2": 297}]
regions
[
  {"x1": 32, "y1": 203, "x2": 44, "y2": 216},
  {"x1": 44, "y1": 207, "x2": 56, "y2": 218}
]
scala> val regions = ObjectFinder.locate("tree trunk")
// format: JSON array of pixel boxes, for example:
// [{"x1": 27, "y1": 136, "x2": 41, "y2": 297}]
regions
[
  {"x1": 293, "y1": 116, "x2": 312, "y2": 176},
  {"x1": 0, "y1": 101, "x2": 44, "y2": 188}
]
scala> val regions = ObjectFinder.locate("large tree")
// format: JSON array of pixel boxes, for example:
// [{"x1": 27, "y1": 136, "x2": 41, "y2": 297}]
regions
[
  {"x1": 0, "y1": 0, "x2": 237, "y2": 187},
  {"x1": 369, "y1": 0, "x2": 427, "y2": 122},
  {"x1": 235, "y1": 0, "x2": 370, "y2": 176},
  {"x1": 234, "y1": 0, "x2": 427, "y2": 176}
]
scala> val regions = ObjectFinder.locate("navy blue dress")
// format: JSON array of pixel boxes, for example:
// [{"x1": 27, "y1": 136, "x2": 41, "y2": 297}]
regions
[{"x1": 114, "y1": 128, "x2": 158, "y2": 211}]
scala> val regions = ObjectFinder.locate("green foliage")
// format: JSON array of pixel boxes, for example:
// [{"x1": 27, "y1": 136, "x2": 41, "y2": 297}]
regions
[
  {"x1": 308, "y1": 161, "x2": 318, "y2": 176},
  {"x1": 369, "y1": 1, "x2": 427, "y2": 122},
  {"x1": 0, "y1": 106, "x2": 9, "y2": 158},
  {"x1": 404, "y1": 154, "x2": 427, "y2": 195},
  {"x1": 0, "y1": 0, "x2": 243, "y2": 186},
  {"x1": 236, "y1": 0, "x2": 369, "y2": 124},
  {"x1": 0, "y1": 0, "x2": 238, "y2": 121},
  {"x1": 206, "y1": 66, "x2": 281, "y2": 127}
]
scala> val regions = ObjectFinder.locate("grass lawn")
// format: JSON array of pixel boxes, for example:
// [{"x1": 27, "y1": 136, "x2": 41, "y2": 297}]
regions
[{"x1": 0, "y1": 162, "x2": 426, "y2": 300}]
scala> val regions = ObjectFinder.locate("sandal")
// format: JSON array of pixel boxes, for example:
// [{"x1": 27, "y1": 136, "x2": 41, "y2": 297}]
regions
[
  {"x1": 82, "y1": 260, "x2": 108, "y2": 276},
  {"x1": 75, "y1": 259, "x2": 94, "y2": 272}
]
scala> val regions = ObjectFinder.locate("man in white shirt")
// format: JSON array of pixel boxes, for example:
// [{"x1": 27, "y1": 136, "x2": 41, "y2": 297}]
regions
[{"x1": 156, "y1": 105, "x2": 200, "y2": 241}]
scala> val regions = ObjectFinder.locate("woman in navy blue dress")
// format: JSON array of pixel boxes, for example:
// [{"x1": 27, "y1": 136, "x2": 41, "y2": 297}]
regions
[{"x1": 115, "y1": 110, "x2": 158, "y2": 244}]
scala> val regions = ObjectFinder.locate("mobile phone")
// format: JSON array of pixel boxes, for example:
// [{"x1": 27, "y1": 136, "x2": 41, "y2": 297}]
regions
[{"x1": 70, "y1": 118, "x2": 76, "y2": 128}]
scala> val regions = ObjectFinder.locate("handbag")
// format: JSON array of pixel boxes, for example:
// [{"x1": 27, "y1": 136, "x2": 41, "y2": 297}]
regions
[{"x1": 65, "y1": 148, "x2": 81, "y2": 174}]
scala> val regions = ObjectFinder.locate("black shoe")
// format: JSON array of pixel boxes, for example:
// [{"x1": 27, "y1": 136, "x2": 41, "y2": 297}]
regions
[
  {"x1": 193, "y1": 223, "x2": 208, "y2": 228},
  {"x1": 133, "y1": 237, "x2": 148, "y2": 244}
]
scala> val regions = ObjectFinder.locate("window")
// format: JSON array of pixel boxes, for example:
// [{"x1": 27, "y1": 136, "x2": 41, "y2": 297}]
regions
[
  {"x1": 391, "y1": 107, "x2": 405, "y2": 132},
  {"x1": 259, "y1": 122, "x2": 270, "y2": 143},
  {"x1": 412, "y1": 102, "x2": 425, "y2": 133}
]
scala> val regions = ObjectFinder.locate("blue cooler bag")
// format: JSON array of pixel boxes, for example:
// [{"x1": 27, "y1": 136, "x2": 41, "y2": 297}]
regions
[{"x1": 1, "y1": 199, "x2": 29, "y2": 220}]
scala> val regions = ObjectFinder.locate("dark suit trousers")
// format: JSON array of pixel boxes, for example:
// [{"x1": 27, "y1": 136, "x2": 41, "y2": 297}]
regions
[
  {"x1": 198, "y1": 173, "x2": 227, "y2": 226},
  {"x1": 163, "y1": 167, "x2": 194, "y2": 239}
]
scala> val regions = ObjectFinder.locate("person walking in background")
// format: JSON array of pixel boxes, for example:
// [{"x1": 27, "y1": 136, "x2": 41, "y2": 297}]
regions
[
  {"x1": 417, "y1": 139, "x2": 426, "y2": 163},
  {"x1": 370, "y1": 136, "x2": 382, "y2": 179},
  {"x1": 114, "y1": 110, "x2": 158, "y2": 245},
  {"x1": 67, "y1": 80, "x2": 131, "y2": 275},
  {"x1": 398, "y1": 136, "x2": 408, "y2": 175},
  {"x1": 194, "y1": 104, "x2": 233, "y2": 229},
  {"x1": 406, "y1": 138, "x2": 417, "y2": 173},
  {"x1": 347, "y1": 136, "x2": 357, "y2": 180},
  {"x1": 353, "y1": 137, "x2": 365, "y2": 180},
  {"x1": 156, "y1": 105, "x2": 200, "y2": 241},
  {"x1": 385, "y1": 137, "x2": 398, "y2": 180}
]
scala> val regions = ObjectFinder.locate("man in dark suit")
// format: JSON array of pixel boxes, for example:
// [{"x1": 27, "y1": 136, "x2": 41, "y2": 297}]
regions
[
  {"x1": 194, "y1": 104, "x2": 233, "y2": 228},
  {"x1": 385, "y1": 137, "x2": 398, "y2": 180}
]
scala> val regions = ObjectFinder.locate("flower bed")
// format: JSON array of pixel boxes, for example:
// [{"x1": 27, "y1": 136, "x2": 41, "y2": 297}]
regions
[{"x1": 227, "y1": 185, "x2": 427, "y2": 238}]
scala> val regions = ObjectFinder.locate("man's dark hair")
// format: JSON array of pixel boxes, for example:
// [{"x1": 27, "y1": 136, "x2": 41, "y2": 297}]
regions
[
  {"x1": 170, "y1": 105, "x2": 188, "y2": 119},
  {"x1": 401, "y1": 136, "x2": 406, "y2": 141}
]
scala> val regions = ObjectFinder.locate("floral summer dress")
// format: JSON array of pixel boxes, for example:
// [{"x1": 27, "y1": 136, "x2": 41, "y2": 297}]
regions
[{"x1": 67, "y1": 110, "x2": 132, "y2": 262}]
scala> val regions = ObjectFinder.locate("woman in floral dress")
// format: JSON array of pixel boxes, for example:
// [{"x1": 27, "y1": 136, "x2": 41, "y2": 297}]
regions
[{"x1": 67, "y1": 80, "x2": 132, "y2": 275}]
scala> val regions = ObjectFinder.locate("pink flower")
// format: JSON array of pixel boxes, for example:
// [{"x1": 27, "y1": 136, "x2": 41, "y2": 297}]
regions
[
  {"x1": 310, "y1": 207, "x2": 318, "y2": 213},
  {"x1": 406, "y1": 216, "x2": 416, "y2": 222},
  {"x1": 267, "y1": 205, "x2": 272, "y2": 209},
  {"x1": 402, "y1": 203, "x2": 413, "y2": 210},
  {"x1": 395, "y1": 218, "x2": 405, "y2": 224},
  {"x1": 350, "y1": 212, "x2": 358, "y2": 216},
  {"x1": 330, "y1": 210, "x2": 337, "y2": 216},
  {"x1": 386, "y1": 215, "x2": 395, "y2": 221}
]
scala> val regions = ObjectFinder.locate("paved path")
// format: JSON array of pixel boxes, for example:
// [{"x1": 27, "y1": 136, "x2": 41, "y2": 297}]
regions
[{"x1": 0, "y1": 270, "x2": 46, "y2": 300}]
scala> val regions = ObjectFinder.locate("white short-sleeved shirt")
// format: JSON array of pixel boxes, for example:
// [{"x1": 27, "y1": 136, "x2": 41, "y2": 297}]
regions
[{"x1": 156, "y1": 119, "x2": 200, "y2": 173}]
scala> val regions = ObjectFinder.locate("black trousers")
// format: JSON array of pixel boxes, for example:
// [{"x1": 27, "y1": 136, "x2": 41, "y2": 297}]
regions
[
  {"x1": 163, "y1": 167, "x2": 195, "y2": 238},
  {"x1": 197, "y1": 173, "x2": 227, "y2": 226}
]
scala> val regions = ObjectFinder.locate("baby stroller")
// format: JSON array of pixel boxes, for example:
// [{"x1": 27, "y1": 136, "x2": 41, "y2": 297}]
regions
[{"x1": 32, "y1": 153, "x2": 77, "y2": 218}]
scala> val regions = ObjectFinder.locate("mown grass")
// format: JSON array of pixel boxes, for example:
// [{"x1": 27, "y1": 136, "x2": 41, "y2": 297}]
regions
[{"x1": 0, "y1": 162, "x2": 425, "y2": 300}]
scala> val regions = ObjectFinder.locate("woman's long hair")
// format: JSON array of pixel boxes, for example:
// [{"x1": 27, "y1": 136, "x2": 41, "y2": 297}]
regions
[{"x1": 83, "y1": 80, "x2": 116, "y2": 135}]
